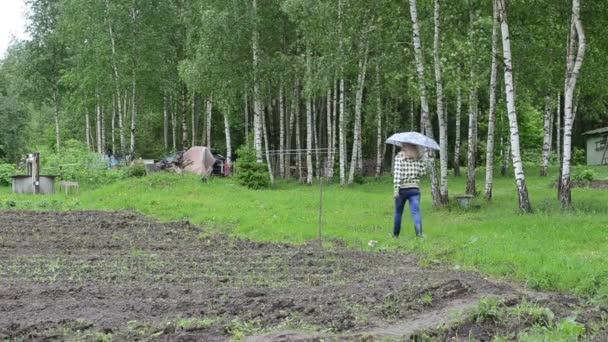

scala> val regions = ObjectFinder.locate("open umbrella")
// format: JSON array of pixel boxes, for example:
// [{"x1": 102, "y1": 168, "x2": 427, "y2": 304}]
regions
[{"x1": 385, "y1": 132, "x2": 440, "y2": 150}]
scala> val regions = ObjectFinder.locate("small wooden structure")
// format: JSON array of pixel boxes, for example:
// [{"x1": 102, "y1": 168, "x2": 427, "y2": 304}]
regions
[
  {"x1": 11, "y1": 152, "x2": 58, "y2": 195},
  {"x1": 582, "y1": 127, "x2": 608, "y2": 165}
]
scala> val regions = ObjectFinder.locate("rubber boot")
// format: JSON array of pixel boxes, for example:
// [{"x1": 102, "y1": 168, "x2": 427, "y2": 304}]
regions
[{"x1": 415, "y1": 224, "x2": 423, "y2": 237}]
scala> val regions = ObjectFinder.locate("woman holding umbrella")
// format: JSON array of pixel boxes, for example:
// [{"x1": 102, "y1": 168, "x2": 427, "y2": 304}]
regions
[{"x1": 386, "y1": 132, "x2": 438, "y2": 238}]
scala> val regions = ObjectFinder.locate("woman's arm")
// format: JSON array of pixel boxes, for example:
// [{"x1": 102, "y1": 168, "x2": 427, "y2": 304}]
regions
[{"x1": 393, "y1": 154, "x2": 402, "y2": 195}]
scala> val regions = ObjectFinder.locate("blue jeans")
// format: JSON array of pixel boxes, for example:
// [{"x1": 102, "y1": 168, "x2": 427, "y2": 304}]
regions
[{"x1": 394, "y1": 188, "x2": 422, "y2": 237}]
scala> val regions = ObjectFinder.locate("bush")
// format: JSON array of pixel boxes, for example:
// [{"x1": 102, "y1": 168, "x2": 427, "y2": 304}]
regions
[
  {"x1": 0, "y1": 162, "x2": 16, "y2": 186},
  {"x1": 572, "y1": 147, "x2": 586, "y2": 166},
  {"x1": 123, "y1": 162, "x2": 147, "y2": 178},
  {"x1": 234, "y1": 145, "x2": 270, "y2": 189},
  {"x1": 36, "y1": 140, "x2": 125, "y2": 186},
  {"x1": 572, "y1": 169, "x2": 595, "y2": 182}
]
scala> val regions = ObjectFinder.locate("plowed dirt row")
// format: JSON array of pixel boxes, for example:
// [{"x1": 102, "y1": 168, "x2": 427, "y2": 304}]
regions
[{"x1": 0, "y1": 211, "x2": 602, "y2": 341}]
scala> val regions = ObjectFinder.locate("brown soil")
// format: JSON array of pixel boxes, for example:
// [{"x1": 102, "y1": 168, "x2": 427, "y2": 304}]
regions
[{"x1": 0, "y1": 211, "x2": 604, "y2": 341}]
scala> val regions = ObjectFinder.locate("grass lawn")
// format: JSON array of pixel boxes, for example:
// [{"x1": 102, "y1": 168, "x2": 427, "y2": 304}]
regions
[{"x1": 1, "y1": 165, "x2": 607, "y2": 302}]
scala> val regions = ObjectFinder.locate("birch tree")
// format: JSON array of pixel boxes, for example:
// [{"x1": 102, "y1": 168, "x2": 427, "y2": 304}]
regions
[
  {"x1": 465, "y1": 84, "x2": 478, "y2": 196},
  {"x1": 454, "y1": 82, "x2": 462, "y2": 177},
  {"x1": 252, "y1": 0, "x2": 263, "y2": 162},
  {"x1": 433, "y1": 0, "x2": 448, "y2": 203},
  {"x1": 305, "y1": 44, "x2": 314, "y2": 185},
  {"x1": 559, "y1": 0, "x2": 586, "y2": 207},
  {"x1": 408, "y1": 0, "x2": 441, "y2": 207},
  {"x1": 206, "y1": 97, "x2": 213, "y2": 148},
  {"x1": 484, "y1": 0, "x2": 500, "y2": 200},
  {"x1": 540, "y1": 97, "x2": 552, "y2": 176},
  {"x1": 375, "y1": 66, "x2": 383, "y2": 178},
  {"x1": 279, "y1": 85, "x2": 286, "y2": 178},
  {"x1": 497, "y1": 0, "x2": 532, "y2": 212},
  {"x1": 348, "y1": 36, "x2": 369, "y2": 185},
  {"x1": 338, "y1": 0, "x2": 346, "y2": 186}
]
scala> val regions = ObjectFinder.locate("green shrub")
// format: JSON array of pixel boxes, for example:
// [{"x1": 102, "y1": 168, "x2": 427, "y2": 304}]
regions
[
  {"x1": 0, "y1": 162, "x2": 16, "y2": 186},
  {"x1": 123, "y1": 163, "x2": 147, "y2": 178},
  {"x1": 572, "y1": 169, "x2": 596, "y2": 182},
  {"x1": 234, "y1": 145, "x2": 270, "y2": 189},
  {"x1": 36, "y1": 140, "x2": 125, "y2": 187},
  {"x1": 572, "y1": 147, "x2": 586, "y2": 166}
]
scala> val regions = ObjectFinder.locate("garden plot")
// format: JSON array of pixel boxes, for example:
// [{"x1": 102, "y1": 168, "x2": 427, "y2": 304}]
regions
[{"x1": 0, "y1": 211, "x2": 604, "y2": 341}]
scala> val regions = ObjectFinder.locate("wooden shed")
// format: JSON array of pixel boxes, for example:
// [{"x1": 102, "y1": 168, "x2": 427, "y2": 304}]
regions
[{"x1": 582, "y1": 127, "x2": 608, "y2": 165}]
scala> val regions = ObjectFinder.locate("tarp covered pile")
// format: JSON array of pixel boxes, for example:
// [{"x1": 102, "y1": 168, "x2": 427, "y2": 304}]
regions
[{"x1": 152, "y1": 147, "x2": 216, "y2": 177}]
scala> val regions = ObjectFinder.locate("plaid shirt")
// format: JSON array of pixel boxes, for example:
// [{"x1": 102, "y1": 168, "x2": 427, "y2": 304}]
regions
[{"x1": 393, "y1": 152, "x2": 428, "y2": 193}]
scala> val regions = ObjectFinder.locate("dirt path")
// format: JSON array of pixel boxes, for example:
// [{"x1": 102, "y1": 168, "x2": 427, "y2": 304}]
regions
[{"x1": 0, "y1": 211, "x2": 603, "y2": 341}]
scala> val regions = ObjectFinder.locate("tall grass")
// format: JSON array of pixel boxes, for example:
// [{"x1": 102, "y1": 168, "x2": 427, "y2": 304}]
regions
[{"x1": 1, "y1": 165, "x2": 607, "y2": 301}]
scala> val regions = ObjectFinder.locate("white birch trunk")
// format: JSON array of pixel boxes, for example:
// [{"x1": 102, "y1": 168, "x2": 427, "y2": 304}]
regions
[
  {"x1": 104, "y1": 0, "x2": 122, "y2": 155},
  {"x1": 206, "y1": 97, "x2": 213, "y2": 148},
  {"x1": 497, "y1": 0, "x2": 532, "y2": 212},
  {"x1": 339, "y1": 78, "x2": 346, "y2": 185},
  {"x1": 375, "y1": 66, "x2": 383, "y2": 178},
  {"x1": 171, "y1": 96, "x2": 177, "y2": 151},
  {"x1": 338, "y1": 0, "x2": 346, "y2": 186},
  {"x1": 433, "y1": 0, "x2": 448, "y2": 203},
  {"x1": 223, "y1": 109, "x2": 232, "y2": 163},
  {"x1": 111, "y1": 94, "x2": 116, "y2": 153},
  {"x1": 466, "y1": 85, "x2": 478, "y2": 196},
  {"x1": 556, "y1": 92, "x2": 561, "y2": 166},
  {"x1": 163, "y1": 95, "x2": 168, "y2": 152},
  {"x1": 327, "y1": 88, "x2": 333, "y2": 178},
  {"x1": 96, "y1": 97, "x2": 102, "y2": 154},
  {"x1": 181, "y1": 88, "x2": 187, "y2": 150},
  {"x1": 484, "y1": 0, "x2": 499, "y2": 200},
  {"x1": 279, "y1": 85, "x2": 286, "y2": 178},
  {"x1": 85, "y1": 108, "x2": 91, "y2": 151},
  {"x1": 120, "y1": 93, "x2": 125, "y2": 154},
  {"x1": 348, "y1": 37, "x2": 369, "y2": 185},
  {"x1": 313, "y1": 101, "x2": 320, "y2": 179},
  {"x1": 262, "y1": 106, "x2": 274, "y2": 184},
  {"x1": 305, "y1": 44, "x2": 314, "y2": 185},
  {"x1": 409, "y1": 0, "x2": 441, "y2": 207},
  {"x1": 286, "y1": 81, "x2": 297, "y2": 179},
  {"x1": 252, "y1": 0, "x2": 263, "y2": 162},
  {"x1": 540, "y1": 97, "x2": 552, "y2": 176},
  {"x1": 328, "y1": 82, "x2": 337, "y2": 181},
  {"x1": 130, "y1": 77, "x2": 136, "y2": 157},
  {"x1": 293, "y1": 81, "x2": 302, "y2": 182},
  {"x1": 244, "y1": 91, "x2": 249, "y2": 144},
  {"x1": 191, "y1": 94, "x2": 197, "y2": 147},
  {"x1": 101, "y1": 106, "x2": 107, "y2": 154},
  {"x1": 560, "y1": 0, "x2": 586, "y2": 206},
  {"x1": 454, "y1": 83, "x2": 462, "y2": 176}
]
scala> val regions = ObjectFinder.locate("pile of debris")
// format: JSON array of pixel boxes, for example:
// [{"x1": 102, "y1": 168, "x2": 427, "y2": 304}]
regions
[
  {"x1": 151, "y1": 147, "x2": 227, "y2": 177},
  {"x1": 152, "y1": 151, "x2": 185, "y2": 173}
]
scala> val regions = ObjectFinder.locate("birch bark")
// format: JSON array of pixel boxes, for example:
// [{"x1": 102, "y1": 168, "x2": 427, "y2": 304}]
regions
[
  {"x1": 433, "y1": 0, "x2": 448, "y2": 203},
  {"x1": 409, "y1": 0, "x2": 441, "y2": 206},
  {"x1": 306, "y1": 44, "x2": 314, "y2": 185},
  {"x1": 375, "y1": 66, "x2": 383, "y2": 178},
  {"x1": 559, "y1": 0, "x2": 586, "y2": 206},
  {"x1": 497, "y1": 0, "x2": 532, "y2": 212},
  {"x1": 348, "y1": 36, "x2": 369, "y2": 185},
  {"x1": 206, "y1": 97, "x2": 213, "y2": 148},
  {"x1": 252, "y1": 0, "x2": 263, "y2": 162},
  {"x1": 163, "y1": 95, "x2": 168, "y2": 152},
  {"x1": 484, "y1": 0, "x2": 499, "y2": 200},
  {"x1": 540, "y1": 97, "x2": 552, "y2": 176},
  {"x1": 454, "y1": 83, "x2": 462, "y2": 176},
  {"x1": 279, "y1": 85, "x2": 286, "y2": 178}
]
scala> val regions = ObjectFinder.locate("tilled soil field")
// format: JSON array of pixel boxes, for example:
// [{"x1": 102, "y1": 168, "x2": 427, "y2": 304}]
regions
[{"x1": 0, "y1": 211, "x2": 605, "y2": 341}]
